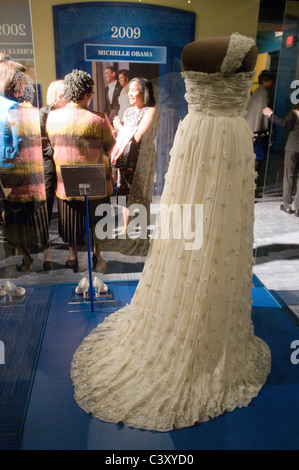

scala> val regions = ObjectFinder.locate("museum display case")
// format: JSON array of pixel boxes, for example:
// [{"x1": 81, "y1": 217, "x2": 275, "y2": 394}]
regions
[{"x1": 0, "y1": 0, "x2": 298, "y2": 451}]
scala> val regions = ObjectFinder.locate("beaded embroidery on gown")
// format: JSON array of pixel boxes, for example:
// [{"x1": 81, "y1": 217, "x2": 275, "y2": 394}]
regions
[{"x1": 70, "y1": 33, "x2": 271, "y2": 432}]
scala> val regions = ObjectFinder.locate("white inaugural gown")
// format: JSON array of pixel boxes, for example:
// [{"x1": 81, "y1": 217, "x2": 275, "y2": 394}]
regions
[{"x1": 70, "y1": 33, "x2": 271, "y2": 432}]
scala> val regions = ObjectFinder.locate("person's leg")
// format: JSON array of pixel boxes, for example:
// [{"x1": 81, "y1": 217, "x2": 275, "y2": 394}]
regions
[
  {"x1": 20, "y1": 246, "x2": 33, "y2": 271},
  {"x1": 66, "y1": 244, "x2": 78, "y2": 272},
  {"x1": 282, "y1": 150, "x2": 295, "y2": 210},
  {"x1": 117, "y1": 168, "x2": 134, "y2": 235},
  {"x1": 93, "y1": 243, "x2": 106, "y2": 272},
  {"x1": 119, "y1": 206, "x2": 129, "y2": 236},
  {"x1": 293, "y1": 151, "x2": 299, "y2": 215},
  {"x1": 43, "y1": 245, "x2": 52, "y2": 270}
]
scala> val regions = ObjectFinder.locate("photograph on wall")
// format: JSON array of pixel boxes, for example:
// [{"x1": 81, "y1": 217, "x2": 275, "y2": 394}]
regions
[{"x1": 53, "y1": 2, "x2": 195, "y2": 194}]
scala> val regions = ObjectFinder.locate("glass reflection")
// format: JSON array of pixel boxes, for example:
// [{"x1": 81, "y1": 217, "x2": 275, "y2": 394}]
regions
[
  {"x1": 253, "y1": 0, "x2": 299, "y2": 294},
  {"x1": 265, "y1": 0, "x2": 299, "y2": 211},
  {"x1": 0, "y1": 59, "x2": 48, "y2": 273}
]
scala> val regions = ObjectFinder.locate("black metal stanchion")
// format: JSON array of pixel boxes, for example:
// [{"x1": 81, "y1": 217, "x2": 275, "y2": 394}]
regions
[{"x1": 84, "y1": 191, "x2": 94, "y2": 312}]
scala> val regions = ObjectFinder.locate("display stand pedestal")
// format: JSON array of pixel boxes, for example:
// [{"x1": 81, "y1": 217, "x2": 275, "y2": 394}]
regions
[
  {"x1": 0, "y1": 288, "x2": 33, "y2": 315},
  {"x1": 68, "y1": 283, "x2": 122, "y2": 313},
  {"x1": 61, "y1": 165, "x2": 107, "y2": 312}
]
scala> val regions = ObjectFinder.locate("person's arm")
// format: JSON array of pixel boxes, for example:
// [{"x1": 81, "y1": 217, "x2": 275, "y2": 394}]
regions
[
  {"x1": 40, "y1": 107, "x2": 54, "y2": 154},
  {"x1": 113, "y1": 115, "x2": 122, "y2": 132},
  {"x1": 263, "y1": 107, "x2": 296, "y2": 129},
  {"x1": 134, "y1": 107, "x2": 156, "y2": 143},
  {"x1": 263, "y1": 107, "x2": 273, "y2": 118},
  {"x1": 6, "y1": 107, "x2": 21, "y2": 162},
  {"x1": 102, "y1": 113, "x2": 116, "y2": 155}
]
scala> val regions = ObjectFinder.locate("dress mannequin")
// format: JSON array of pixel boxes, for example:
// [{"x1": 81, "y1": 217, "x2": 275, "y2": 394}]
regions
[
  {"x1": 181, "y1": 36, "x2": 257, "y2": 73},
  {"x1": 71, "y1": 33, "x2": 271, "y2": 432}
]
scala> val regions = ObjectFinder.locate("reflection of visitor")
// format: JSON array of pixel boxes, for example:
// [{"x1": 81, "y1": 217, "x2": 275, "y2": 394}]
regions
[
  {"x1": 245, "y1": 70, "x2": 276, "y2": 193},
  {"x1": 47, "y1": 70, "x2": 115, "y2": 273},
  {"x1": 0, "y1": 60, "x2": 48, "y2": 271},
  {"x1": 112, "y1": 77, "x2": 159, "y2": 235},
  {"x1": 0, "y1": 63, "x2": 20, "y2": 170},
  {"x1": 104, "y1": 66, "x2": 122, "y2": 124},
  {"x1": 263, "y1": 105, "x2": 299, "y2": 216},
  {"x1": 117, "y1": 69, "x2": 130, "y2": 121},
  {"x1": 40, "y1": 80, "x2": 68, "y2": 269}
]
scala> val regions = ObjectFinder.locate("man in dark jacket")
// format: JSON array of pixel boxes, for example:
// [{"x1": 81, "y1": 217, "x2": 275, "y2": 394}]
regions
[
  {"x1": 264, "y1": 104, "x2": 299, "y2": 216},
  {"x1": 104, "y1": 66, "x2": 122, "y2": 125}
]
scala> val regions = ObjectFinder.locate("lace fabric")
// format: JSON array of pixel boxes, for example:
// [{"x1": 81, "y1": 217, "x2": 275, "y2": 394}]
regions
[
  {"x1": 70, "y1": 33, "x2": 271, "y2": 432},
  {"x1": 220, "y1": 32, "x2": 255, "y2": 73}
]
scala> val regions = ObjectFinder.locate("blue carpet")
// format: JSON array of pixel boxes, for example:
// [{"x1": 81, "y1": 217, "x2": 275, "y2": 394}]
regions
[
  {"x1": 0, "y1": 284, "x2": 54, "y2": 450},
  {"x1": 269, "y1": 290, "x2": 299, "y2": 329},
  {"x1": 18, "y1": 276, "x2": 299, "y2": 450}
]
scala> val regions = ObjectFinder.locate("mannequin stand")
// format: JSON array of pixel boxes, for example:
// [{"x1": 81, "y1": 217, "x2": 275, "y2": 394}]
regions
[
  {"x1": 60, "y1": 164, "x2": 107, "y2": 313},
  {"x1": 84, "y1": 192, "x2": 94, "y2": 312}
]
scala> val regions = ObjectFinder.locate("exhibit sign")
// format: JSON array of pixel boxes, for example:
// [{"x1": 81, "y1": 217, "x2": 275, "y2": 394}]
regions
[
  {"x1": 84, "y1": 44, "x2": 167, "y2": 64},
  {"x1": 53, "y1": 2, "x2": 195, "y2": 192},
  {"x1": 0, "y1": 1, "x2": 34, "y2": 61}
]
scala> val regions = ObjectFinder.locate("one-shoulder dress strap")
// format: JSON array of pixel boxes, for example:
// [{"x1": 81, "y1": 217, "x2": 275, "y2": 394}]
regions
[{"x1": 220, "y1": 32, "x2": 256, "y2": 74}]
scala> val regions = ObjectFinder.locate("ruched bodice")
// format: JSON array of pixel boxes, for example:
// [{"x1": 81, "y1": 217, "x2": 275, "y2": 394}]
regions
[
  {"x1": 183, "y1": 70, "x2": 254, "y2": 116},
  {"x1": 182, "y1": 32, "x2": 256, "y2": 116}
]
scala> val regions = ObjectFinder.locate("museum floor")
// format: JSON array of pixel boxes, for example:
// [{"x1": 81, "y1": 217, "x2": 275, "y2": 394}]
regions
[
  {"x1": 1, "y1": 195, "x2": 298, "y2": 326},
  {"x1": 0, "y1": 195, "x2": 298, "y2": 450}
]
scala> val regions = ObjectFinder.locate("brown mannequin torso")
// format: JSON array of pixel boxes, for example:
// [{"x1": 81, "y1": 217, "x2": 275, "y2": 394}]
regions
[{"x1": 181, "y1": 36, "x2": 257, "y2": 73}]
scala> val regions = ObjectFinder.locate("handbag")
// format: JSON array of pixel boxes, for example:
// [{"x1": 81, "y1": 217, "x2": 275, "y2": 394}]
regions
[{"x1": 112, "y1": 137, "x2": 140, "y2": 170}]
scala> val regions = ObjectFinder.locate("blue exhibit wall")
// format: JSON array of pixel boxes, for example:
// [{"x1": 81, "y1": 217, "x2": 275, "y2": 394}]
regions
[
  {"x1": 53, "y1": 2, "x2": 195, "y2": 193},
  {"x1": 53, "y1": 2, "x2": 195, "y2": 78}
]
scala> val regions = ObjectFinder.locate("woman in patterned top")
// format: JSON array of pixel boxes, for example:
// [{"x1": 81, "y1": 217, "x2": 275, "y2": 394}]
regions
[{"x1": 112, "y1": 77, "x2": 159, "y2": 235}]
